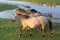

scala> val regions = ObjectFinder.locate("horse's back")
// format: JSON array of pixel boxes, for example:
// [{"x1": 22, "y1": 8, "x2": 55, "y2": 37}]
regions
[{"x1": 37, "y1": 16, "x2": 48, "y2": 24}]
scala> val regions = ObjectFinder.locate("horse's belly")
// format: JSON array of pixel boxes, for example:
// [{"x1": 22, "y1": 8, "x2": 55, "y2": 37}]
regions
[{"x1": 27, "y1": 18, "x2": 40, "y2": 29}]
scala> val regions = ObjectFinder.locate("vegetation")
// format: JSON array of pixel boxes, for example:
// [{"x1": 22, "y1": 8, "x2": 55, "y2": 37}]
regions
[
  {"x1": 0, "y1": 4, "x2": 18, "y2": 12},
  {"x1": 16, "y1": 0, "x2": 60, "y2": 5},
  {"x1": 0, "y1": 18, "x2": 60, "y2": 40},
  {"x1": 11, "y1": 0, "x2": 60, "y2": 7}
]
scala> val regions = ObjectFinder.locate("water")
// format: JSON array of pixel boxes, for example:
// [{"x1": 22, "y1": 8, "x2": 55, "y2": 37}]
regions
[
  {"x1": 0, "y1": 9, "x2": 16, "y2": 18},
  {"x1": 53, "y1": 18, "x2": 60, "y2": 23},
  {"x1": 0, "y1": 1, "x2": 60, "y2": 23}
]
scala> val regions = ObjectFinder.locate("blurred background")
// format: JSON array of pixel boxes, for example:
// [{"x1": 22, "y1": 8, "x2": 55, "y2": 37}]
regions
[{"x1": 0, "y1": 0, "x2": 60, "y2": 40}]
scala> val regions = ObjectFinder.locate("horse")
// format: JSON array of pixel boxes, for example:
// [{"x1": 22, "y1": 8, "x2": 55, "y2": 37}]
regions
[{"x1": 11, "y1": 8, "x2": 54, "y2": 38}]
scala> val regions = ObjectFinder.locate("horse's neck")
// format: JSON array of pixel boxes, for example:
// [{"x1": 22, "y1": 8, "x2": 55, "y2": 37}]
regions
[
  {"x1": 20, "y1": 17, "x2": 27, "y2": 21},
  {"x1": 28, "y1": 14, "x2": 34, "y2": 17}
]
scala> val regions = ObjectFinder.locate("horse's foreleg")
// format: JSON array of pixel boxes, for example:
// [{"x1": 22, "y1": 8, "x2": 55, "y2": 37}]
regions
[
  {"x1": 27, "y1": 26, "x2": 32, "y2": 37},
  {"x1": 49, "y1": 20, "x2": 54, "y2": 37},
  {"x1": 19, "y1": 27, "x2": 23, "y2": 37},
  {"x1": 19, "y1": 25, "x2": 25, "y2": 37}
]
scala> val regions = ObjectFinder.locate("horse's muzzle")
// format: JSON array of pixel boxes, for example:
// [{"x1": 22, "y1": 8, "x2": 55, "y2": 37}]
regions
[{"x1": 11, "y1": 19, "x2": 16, "y2": 22}]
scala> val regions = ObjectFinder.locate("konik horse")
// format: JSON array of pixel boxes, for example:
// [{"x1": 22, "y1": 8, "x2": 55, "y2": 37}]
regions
[{"x1": 11, "y1": 8, "x2": 54, "y2": 38}]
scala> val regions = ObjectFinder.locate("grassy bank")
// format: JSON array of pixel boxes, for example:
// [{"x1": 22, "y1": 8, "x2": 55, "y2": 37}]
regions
[
  {"x1": 0, "y1": 18, "x2": 60, "y2": 40},
  {"x1": 0, "y1": 4, "x2": 18, "y2": 12},
  {"x1": 19, "y1": 0, "x2": 60, "y2": 5}
]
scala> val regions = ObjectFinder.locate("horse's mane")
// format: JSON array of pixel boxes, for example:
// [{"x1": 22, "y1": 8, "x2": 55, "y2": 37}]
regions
[
  {"x1": 30, "y1": 9, "x2": 38, "y2": 13},
  {"x1": 16, "y1": 8, "x2": 27, "y2": 13},
  {"x1": 20, "y1": 14, "x2": 30, "y2": 19}
]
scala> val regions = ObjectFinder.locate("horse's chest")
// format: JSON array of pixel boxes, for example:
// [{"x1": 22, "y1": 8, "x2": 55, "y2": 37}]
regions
[{"x1": 21, "y1": 19, "x2": 28, "y2": 27}]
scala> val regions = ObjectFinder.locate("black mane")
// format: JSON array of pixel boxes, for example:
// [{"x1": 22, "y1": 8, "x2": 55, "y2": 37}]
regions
[{"x1": 30, "y1": 9, "x2": 38, "y2": 13}]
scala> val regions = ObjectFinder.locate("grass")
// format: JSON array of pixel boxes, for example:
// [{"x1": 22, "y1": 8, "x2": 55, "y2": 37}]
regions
[
  {"x1": 0, "y1": 4, "x2": 18, "y2": 12},
  {"x1": 17, "y1": 0, "x2": 60, "y2": 5},
  {"x1": 0, "y1": 18, "x2": 60, "y2": 40}
]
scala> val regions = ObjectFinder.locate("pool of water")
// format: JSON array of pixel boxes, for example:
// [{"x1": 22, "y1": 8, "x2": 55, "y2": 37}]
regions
[{"x1": 0, "y1": 9, "x2": 15, "y2": 18}]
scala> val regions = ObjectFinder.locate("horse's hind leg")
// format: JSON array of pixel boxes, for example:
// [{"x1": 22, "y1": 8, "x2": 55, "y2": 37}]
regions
[
  {"x1": 49, "y1": 20, "x2": 54, "y2": 38},
  {"x1": 41, "y1": 24, "x2": 45, "y2": 38}
]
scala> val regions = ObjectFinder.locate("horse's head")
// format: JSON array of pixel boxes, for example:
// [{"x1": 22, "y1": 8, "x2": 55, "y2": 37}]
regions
[
  {"x1": 11, "y1": 11, "x2": 19, "y2": 22},
  {"x1": 11, "y1": 8, "x2": 28, "y2": 22}
]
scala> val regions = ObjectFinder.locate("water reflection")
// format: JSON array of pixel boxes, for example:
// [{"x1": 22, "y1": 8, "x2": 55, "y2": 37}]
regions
[{"x1": 0, "y1": 9, "x2": 16, "y2": 18}]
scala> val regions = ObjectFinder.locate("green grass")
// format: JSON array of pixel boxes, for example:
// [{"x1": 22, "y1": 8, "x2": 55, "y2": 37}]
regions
[
  {"x1": 0, "y1": 4, "x2": 18, "y2": 12},
  {"x1": 0, "y1": 18, "x2": 60, "y2": 40},
  {"x1": 17, "y1": 0, "x2": 60, "y2": 5}
]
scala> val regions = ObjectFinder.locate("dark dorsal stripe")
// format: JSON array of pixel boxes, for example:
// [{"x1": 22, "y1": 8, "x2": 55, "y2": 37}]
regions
[
  {"x1": 24, "y1": 15, "x2": 30, "y2": 19},
  {"x1": 20, "y1": 14, "x2": 30, "y2": 19}
]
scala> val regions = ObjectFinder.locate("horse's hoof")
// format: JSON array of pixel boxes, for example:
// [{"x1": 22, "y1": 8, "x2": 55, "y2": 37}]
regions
[
  {"x1": 51, "y1": 33, "x2": 54, "y2": 38},
  {"x1": 18, "y1": 34, "x2": 22, "y2": 37},
  {"x1": 51, "y1": 35, "x2": 54, "y2": 38},
  {"x1": 41, "y1": 35, "x2": 45, "y2": 38},
  {"x1": 20, "y1": 34, "x2": 22, "y2": 36},
  {"x1": 29, "y1": 34, "x2": 32, "y2": 37}
]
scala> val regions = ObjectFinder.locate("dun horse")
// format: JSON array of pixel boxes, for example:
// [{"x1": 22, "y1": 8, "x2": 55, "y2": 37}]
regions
[{"x1": 11, "y1": 8, "x2": 54, "y2": 38}]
